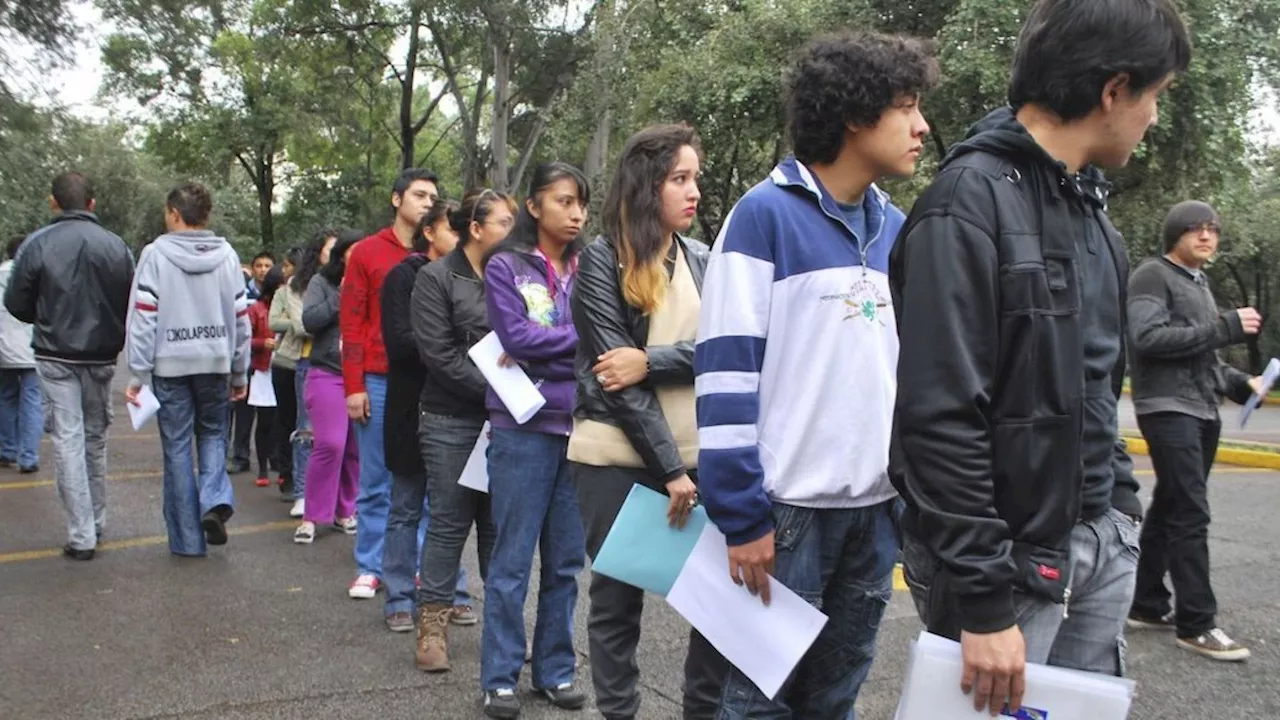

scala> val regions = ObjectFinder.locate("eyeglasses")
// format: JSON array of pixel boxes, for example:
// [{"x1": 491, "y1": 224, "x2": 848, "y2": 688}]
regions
[{"x1": 469, "y1": 188, "x2": 499, "y2": 228}]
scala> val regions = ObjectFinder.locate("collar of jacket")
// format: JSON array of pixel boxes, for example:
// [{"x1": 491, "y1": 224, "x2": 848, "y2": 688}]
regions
[
  {"x1": 767, "y1": 156, "x2": 891, "y2": 246},
  {"x1": 444, "y1": 247, "x2": 480, "y2": 281},
  {"x1": 51, "y1": 210, "x2": 101, "y2": 226}
]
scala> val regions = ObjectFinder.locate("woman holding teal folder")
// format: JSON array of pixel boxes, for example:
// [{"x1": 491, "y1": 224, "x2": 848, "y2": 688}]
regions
[{"x1": 568, "y1": 124, "x2": 724, "y2": 720}]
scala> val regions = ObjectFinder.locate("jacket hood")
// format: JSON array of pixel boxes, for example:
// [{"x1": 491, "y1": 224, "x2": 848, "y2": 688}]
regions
[
  {"x1": 943, "y1": 106, "x2": 1111, "y2": 208},
  {"x1": 152, "y1": 231, "x2": 234, "y2": 274}
]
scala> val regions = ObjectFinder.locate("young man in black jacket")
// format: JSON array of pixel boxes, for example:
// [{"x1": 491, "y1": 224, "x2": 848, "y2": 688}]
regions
[
  {"x1": 1126, "y1": 200, "x2": 1259, "y2": 661},
  {"x1": 4, "y1": 172, "x2": 134, "y2": 561},
  {"x1": 890, "y1": 0, "x2": 1191, "y2": 713}
]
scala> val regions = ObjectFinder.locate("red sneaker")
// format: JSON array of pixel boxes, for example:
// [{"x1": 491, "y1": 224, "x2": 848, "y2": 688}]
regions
[{"x1": 255, "y1": 476, "x2": 270, "y2": 487}]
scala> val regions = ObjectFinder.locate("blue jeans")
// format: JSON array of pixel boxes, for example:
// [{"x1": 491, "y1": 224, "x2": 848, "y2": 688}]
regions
[
  {"x1": 153, "y1": 374, "x2": 235, "y2": 557},
  {"x1": 716, "y1": 499, "x2": 898, "y2": 719},
  {"x1": 292, "y1": 361, "x2": 311, "y2": 501},
  {"x1": 0, "y1": 368, "x2": 42, "y2": 468},
  {"x1": 384, "y1": 470, "x2": 471, "y2": 616},
  {"x1": 482, "y1": 427, "x2": 585, "y2": 692},
  {"x1": 354, "y1": 373, "x2": 392, "y2": 577}
]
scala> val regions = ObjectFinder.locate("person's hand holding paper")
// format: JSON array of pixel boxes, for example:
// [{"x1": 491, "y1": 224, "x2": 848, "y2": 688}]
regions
[
  {"x1": 961, "y1": 626, "x2": 1027, "y2": 716},
  {"x1": 728, "y1": 532, "x2": 776, "y2": 606}
]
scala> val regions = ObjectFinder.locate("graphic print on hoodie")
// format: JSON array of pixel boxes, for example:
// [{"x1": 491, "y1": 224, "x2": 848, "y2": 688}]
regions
[{"x1": 126, "y1": 231, "x2": 252, "y2": 388}]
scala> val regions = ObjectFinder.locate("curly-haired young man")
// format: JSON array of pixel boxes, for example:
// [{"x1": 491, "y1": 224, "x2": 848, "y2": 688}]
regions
[
  {"x1": 693, "y1": 30, "x2": 937, "y2": 716},
  {"x1": 890, "y1": 0, "x2": 1191, "y2": 714}
]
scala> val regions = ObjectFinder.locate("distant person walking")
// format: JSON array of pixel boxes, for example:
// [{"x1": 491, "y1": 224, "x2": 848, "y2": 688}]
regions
[
  {"x1": 4, "y1": 171, "x2": 134, "y2": 561},
  {"x1": 0, "y1": 235, "x2": 43, "y2": 474}
]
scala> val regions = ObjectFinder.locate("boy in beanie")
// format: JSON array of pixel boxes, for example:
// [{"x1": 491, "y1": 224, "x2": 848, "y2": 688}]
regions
[{"x1": 1126, "y1": 199, "x2": 1260, "y2": 661}]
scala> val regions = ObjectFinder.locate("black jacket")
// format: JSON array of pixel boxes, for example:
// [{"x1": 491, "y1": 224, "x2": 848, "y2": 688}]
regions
[
  {"x1": 382, "y1": 254, "x2": 430, "y2": 476},
  {"x1": 411, "y1": 248, "x2": 490, "y2": 419},
  {"x1": 1127, "y1": 257, "x2": 1253, "y2": 419},
  {"x1": 570, "y1": 235, "x2": 709, "y2": 488},
  {"x1": 889, "y1": 107, "x2": 1142, "y2": 634},
  {"x1": 302, "y1": 275, "x2": 342, "y2": 375},
  {"x1": 4, "y1": 211, "x2": 134, "y2": 363}
]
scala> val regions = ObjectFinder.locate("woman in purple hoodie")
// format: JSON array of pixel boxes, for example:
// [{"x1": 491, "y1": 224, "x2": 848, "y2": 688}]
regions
[{"x1": 478, "y1": 162, "x2": 590, "y2": 719}]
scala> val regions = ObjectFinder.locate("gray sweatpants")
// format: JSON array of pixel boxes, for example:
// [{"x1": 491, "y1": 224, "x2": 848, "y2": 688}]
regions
[
  {"x1": 36, "y1": 360, "x2": 114, "y2": 551},
  {"x1": 903, "y1": 506, "x2": 1140, "y2": 675}
]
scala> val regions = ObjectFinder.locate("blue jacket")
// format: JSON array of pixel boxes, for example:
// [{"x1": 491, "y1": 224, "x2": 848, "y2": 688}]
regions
[{"x1": 694, "y1": 156, "x2": 905, "y2": 545}]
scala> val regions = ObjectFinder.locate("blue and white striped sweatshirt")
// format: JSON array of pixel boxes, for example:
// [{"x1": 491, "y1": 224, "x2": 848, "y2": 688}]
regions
[{"x1": 694, "y1": 157, "x2": 905, "y2": 546}]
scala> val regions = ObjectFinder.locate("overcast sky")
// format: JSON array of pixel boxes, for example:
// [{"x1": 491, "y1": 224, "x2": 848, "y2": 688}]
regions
[{"x1": 13, "y1": 1, "x2": 1280, "y2": 147}]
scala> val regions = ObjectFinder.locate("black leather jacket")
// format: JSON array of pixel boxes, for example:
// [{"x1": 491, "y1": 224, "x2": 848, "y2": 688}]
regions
[
  {"x1": 889, "y1": 108, "x2": 1142, "y2": 634},
  {"x1": 570, "y1": 235, "x2": 709, "y2": 487},
  {"x1": 4, "y1": 211, "x2": 134, "y2": 363},
  {"x1": 411, "y1": 248, "x2": 490, "y2": 419}
]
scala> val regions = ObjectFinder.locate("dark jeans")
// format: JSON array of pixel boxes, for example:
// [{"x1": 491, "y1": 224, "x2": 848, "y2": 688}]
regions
[
  {"x1": 384, "y1": 469, "x2": 471, "y2": 617},
  {"x1": 418, "y1": 411, "x2": 495, "y2": 607},
  {"x1": 272, "y1": 366, "x2": 296, "y2": 480},
  {"x1": 154, "y1": 374, "x2": 234, "y2": 557},
  {"x1": 1133, "y1": 411, "x2": 1220, "y2": 637},
  {"x1": 228, "y1": 398, "x2": 252, "y2": 466},
  {"x1": 716, "y1": 500, "x2": 897, "y2": 719},
  {"x1": 482, "y1": 427, "x2": 585, "y2": 692},
  {"x1": 573, "y1": 463, "x2": 725, "y2": 720}
]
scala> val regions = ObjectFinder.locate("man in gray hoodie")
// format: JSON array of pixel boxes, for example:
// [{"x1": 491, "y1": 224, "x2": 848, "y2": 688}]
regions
[{"x1": 125, "y1": 182, "x2": 252, "y2": 557}]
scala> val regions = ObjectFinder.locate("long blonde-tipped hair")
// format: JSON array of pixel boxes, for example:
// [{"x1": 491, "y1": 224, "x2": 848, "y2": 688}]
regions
[{"x1": 602, "y1": 124, "x2": 701, "y2": 314}]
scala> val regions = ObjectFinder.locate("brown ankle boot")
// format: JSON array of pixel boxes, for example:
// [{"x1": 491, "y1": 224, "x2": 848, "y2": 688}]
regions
[{"x1": 415, "y1": 603, "x2": 452, "y2": 672}]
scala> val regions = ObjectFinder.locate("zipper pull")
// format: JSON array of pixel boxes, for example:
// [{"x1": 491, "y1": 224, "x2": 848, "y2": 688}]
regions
[{"x1": 1062, "y1": 587, "x2": 1072, "y2": 619}]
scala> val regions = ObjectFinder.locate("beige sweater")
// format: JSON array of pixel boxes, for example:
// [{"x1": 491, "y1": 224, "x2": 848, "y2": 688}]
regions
[{"x1": 568, "y1": 244, "x2": 700, "y2": 469}]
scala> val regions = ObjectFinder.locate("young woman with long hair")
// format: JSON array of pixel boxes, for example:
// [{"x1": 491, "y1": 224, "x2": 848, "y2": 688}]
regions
[
  {"x1": 568, "y1": 124, "x2": 724, "y2": 719},
  {"x1": 272, "y1": 230, "x2": 338, "y2": 517},
  {"x1": 294, "y1": 229, "x2": 364, "y2": 544},
  {"x1": 477, "y1": 162, "x2": 590, "y2": 718},
  {"x1": 411, "y1": 189, "x2": 516, "y2": 674}
]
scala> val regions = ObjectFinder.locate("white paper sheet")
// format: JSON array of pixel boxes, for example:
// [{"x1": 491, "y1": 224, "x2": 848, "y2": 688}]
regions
[
  {"x1": 458, "y1": 421, "x2": 491, "y2": 493},
  {"x1": 127, "y1": 385, "x2": 161, "y2": 431},
  {"x1": 665, "y1": 523, "x2": 828, "y2": 701},
  {"x1": 895, "y1": 632, "x2": 1135, "y2": 720},
  {"x1": 466, "y1": 332, "x2": 546, "y2": 424},
  {"x1": 1238, "y1": 356, "x2": 1280, "y2": 428},
  {"x1": 248, "y1": 369, "x2": 277, "y2": 408}
]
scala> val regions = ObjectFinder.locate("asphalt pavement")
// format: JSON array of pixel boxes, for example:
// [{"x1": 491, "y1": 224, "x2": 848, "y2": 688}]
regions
[{"x1": 2, "y1": 367, "x2": 1278, "y2": 719}]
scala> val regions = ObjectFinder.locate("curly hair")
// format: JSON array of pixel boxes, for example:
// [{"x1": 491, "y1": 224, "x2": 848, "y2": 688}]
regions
[{"x1": 786, "y1": 31, "x2": 939, "y2": 166}]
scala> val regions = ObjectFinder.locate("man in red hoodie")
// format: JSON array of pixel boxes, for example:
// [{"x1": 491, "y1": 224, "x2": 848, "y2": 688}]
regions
[{"x1": 341, "y1": 168, "x2": 441, "y2": 599}]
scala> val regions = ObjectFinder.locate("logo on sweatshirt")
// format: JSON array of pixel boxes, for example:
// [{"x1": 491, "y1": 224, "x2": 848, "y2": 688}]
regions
[
  {"x1": 166, "y1": 325, "x2": 229, "y2": 342},
  {"x1": 821, "y1": 279, "x2": 889, "y2": 326}
]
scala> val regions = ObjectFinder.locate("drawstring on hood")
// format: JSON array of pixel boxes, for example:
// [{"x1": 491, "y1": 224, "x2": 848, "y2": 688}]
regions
[{"x1": 152, "y1": 231, "x2": 235, "y2": 274}]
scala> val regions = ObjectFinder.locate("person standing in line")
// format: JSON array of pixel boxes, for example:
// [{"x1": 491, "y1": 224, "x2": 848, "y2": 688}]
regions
[
  {"x1": 295, "y1": 230, "x2": 365, "y2": 544},
  {"x1": 890, "y1": 0, "x2": 1191, "y2": 713},
  {"x1": 341, "y1": 168, "x2": 441, "y2": 599},
  {"x1": 479, "y1": 164, "x2": 590, "y2": 718},
  {"x1": 0, "y1": 235, "x2": 43, "y2": 474},
  {"x1": 229, "y1": 250, "x2": 276, "y2": 473},
  {"x1": 4, "y1": 171, "x2": 134, "y2": 561},
  {"x1": 411, "y1": 189, "x2": 514, "y2": 674},
  {"x1": 247, "y1": 266, "x2": 282, "y2": 487},
  {"x1": 1126, "y1": 200, "x2": 1260, "y2": 661},
  {"x1": 124, "y1": 182, "x2": 252, "y2": 556},
  {"x1": 694, "y1": 31, "x2": 937, "y2": 716},
  {"x1": 269, "y1": 249, "x2": 303, "y2": 503},
  {"x1": 278, "y1": 231, "x2": 338, "y2": 519},
  {"x1": 381, "y1": 198, "x2": 477, "y2": 633},
  {"x1": 569, "y1": 125, "x2": 726, "y2": 720}
]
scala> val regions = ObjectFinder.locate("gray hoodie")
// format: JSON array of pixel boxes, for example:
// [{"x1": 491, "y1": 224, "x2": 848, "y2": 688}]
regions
[
  {"x1": 0, "y1": 260, "x2": 35, "y2": 369},
  {"x1": 126, "y1": 231, "x2": 252, "y2": 388}
]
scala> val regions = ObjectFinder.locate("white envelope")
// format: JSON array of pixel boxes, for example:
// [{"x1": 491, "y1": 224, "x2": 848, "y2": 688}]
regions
[
  {"x1": 467, "y1": 332, "x2": 545, "y2": 424},
  {"x1": 128, "y1": 385, "x2": 161, "y2": 431},
  {"x1": 248, "y1": 369, "x2": 277, "y2": 408},
  {"x1": 458, "y1": 422, "x2": 491, "y2": 493}
]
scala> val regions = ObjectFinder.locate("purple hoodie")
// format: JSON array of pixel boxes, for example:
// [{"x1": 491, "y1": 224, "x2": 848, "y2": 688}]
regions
[{"x1": 483, "y1": 249, "x2": 578, "y2": 435}]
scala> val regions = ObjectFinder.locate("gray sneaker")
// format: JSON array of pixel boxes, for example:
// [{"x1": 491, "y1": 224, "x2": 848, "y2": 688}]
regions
[
  {"x1": 484, "y1": 688, "x2": 521, "y2": 719},
  {"x1": 1176, "y1": 628, "x2": 1251, "y2": 662},
  {"x1": 385, "y1": 611, "x2": 414, "y2": 633}
]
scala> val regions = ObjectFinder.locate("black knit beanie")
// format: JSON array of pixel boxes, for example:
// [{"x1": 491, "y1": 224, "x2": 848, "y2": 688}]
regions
[{"x1": 1163, "y1": 200, "x2": 1220, "y2": 253}]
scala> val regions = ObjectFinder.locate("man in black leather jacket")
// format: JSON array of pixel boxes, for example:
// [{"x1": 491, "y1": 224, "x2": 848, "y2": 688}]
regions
[
  {"x1": 4, "y1": 171, "x2": 134, "y2": 560},
  {"x1": 890, "y1": 0, "x2": 1191, "y2": 713}
]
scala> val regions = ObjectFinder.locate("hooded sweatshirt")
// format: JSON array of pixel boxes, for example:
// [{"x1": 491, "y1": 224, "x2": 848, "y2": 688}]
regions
[
  {"x1": 0, "y1": 260, "x2": 35, "y2": 369},
  {"x1": 126, "y1": 231, "x2": 252, "y2": 388}
]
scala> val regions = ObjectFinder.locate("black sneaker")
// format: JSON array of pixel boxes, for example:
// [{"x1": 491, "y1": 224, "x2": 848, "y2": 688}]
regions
[
  {"x1": 201, "y1": 505, "x2": 233, "y2": 546},
  {"x1": 1126, "y1": 610, "x2": 1176, "y2": 630},
  {"x1": 19, "y1": 464, "x2": 38, "y2": 474},
  {"x1": 483, "y1": 688, "x2": 521, "y2": 719},
  {"x1": 63, "y1": 544, "x2": 95, "y2": 561},
  {"x1": 1177, "y1": 628, "x2": 1251, "y2": 662},
  {"x1": 0, "y1": 457, "x2": 15, "y2": 468},
  {"x1": 539, "y1": 682, "x2": 586, "y2": 710}
]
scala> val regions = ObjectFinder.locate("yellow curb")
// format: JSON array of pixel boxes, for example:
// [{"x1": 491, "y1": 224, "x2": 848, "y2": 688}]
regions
[
  {"x1": 1123, "y1": 435, "x2": 1280, "y2": 470},
  {"x1": 0, "y1": 520, "x2": 297, "y2": 564},
  {"x1": 0, "y1": 470, "x2": 159, "y2": 491},
  {"x1": 893, "y1": 563, "x2": 907, "y2": 592}
]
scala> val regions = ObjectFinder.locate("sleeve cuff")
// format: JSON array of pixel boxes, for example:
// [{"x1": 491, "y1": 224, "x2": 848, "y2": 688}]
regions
[
  {"x1": 957, "y1": 589, "x2": 1019, "y2": 634},
  {"x1": 1111, "y1": 484, "x2": 1144, "y2": 521},
  {"x1": 724, "y1": 514, "x2": 775, "y2": 547},
  {"x1": 129, "y1": 374, "x2": 149, "y2": 389},
  {"x1": 231, "y1": 374, "x2": 248, "y2": 388}
]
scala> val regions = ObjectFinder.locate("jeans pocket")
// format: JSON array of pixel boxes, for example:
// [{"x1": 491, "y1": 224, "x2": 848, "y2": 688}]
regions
[
  {"x1": 771, "y1": 503, "x2": 815, "y2": 554},
  {"x1": 1109, "y1": 507, "x2": 1140, "y2": 563},
  {"x1": 36, "y1": 360, "x2": 72, "y2": 382}
]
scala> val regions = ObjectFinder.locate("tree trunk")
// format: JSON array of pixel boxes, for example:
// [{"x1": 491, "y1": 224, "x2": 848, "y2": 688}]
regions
[
  {"x1": 257, "y1": 157, "x2": 275, "y2": 248},
  {"x1": 399, "y1": 5, "x2": 422, "y2": 170},
  {"x1": 489, "y1": 17, "x2": 512, "y2": 191}
]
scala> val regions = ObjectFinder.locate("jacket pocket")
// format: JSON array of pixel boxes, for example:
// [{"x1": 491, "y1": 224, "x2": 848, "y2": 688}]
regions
[
  {"x1": 991, "y1": 416, "x2": 1080, "y2": 541},
  {"x1": 998, "y1": 238, "x2": 1080, "y2": 317},
  {"x1": 1011, "y1": 541, "x2": 1070, "y2": 603}
]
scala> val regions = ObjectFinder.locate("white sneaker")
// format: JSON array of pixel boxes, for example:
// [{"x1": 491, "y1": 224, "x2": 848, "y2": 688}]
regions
[
  {"x1": 289, "y1": 499, "x2": 305, "y2": 518},
  {"x1": 348, "y1": 574, "x2": 380, "y2": 599},
  {"x1": 334, "y1": 516, "x2": 357, "y2": 535},
  {"x1": 293, "y1": 522, "x2": 316, "y2": 544}
]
